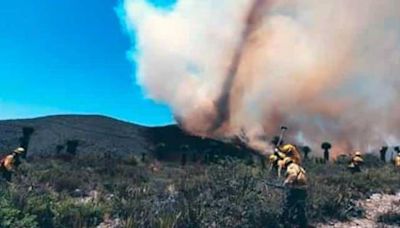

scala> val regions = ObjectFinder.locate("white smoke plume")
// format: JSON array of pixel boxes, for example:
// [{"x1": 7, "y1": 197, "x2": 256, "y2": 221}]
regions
[{"x1": 120, "y1": 0, "x2": 400, "y2": 156}]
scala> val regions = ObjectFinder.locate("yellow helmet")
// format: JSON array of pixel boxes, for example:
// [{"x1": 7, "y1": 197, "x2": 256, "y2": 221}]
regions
[
  {"x1": 269, "y1": 154, "x2": 278, "y2": 162},
  {"x1": 279, "y1": 144, "x2": 295, "y2": 153},
  {"x1": 14, "y1": 147, "x2": 25, "y2": 154},
  {"x1": 355, "y1": 151, "x2": 362, "y2": 156},
  {"x1": 283, "y1": 157, "x2": 293, "y2": 166}
]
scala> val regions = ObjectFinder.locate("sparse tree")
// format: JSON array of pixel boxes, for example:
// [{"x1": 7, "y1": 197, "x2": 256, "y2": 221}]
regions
[
  {"x1": 66, "y1": 140, "x2": 79, "y2": 155},
  {"x1": 302, "y1": 146, "x2": 312, "y2": 160},
  {"x1": 141, "y1": 153, "x2": 146, "y2": 163},
  {"x1": 56, "y1": 145, "x2": 64, "y2": 154},
  {"x1": 380, "y1": 146, "x2": 388, "y2": 163},
  {"x1": 19, "y1": 127, "x2": 35, "y2": 158},
  {"x1": 181, "y1": 153, "x2": 187, "y2": 166},
  {"x1": 321, "y1": 142, "x2": 332, "y2": 162}
]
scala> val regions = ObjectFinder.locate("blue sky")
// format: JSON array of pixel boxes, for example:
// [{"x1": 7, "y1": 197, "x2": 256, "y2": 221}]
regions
[{"x1": 0, "y1": 0, "x2": 176, "y2": 126}]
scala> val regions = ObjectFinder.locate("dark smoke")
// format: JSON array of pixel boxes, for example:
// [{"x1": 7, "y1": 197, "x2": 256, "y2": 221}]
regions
[{"x1": 210, "y1": 0, "x2": 272, "y2": 133}]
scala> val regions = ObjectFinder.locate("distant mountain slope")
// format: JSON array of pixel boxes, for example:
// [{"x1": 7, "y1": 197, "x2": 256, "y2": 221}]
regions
[
  {"x1": 0, "y1": 115, "x2": 259, "y2": 162},
  {"x1": 0, "y1": 115, "x2": 150, "y2": 157}
]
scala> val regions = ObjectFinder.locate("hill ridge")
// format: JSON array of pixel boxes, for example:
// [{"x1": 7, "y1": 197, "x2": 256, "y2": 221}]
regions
[{"x1": 0, "y1": 114, "x2": 257, "y2": 163}]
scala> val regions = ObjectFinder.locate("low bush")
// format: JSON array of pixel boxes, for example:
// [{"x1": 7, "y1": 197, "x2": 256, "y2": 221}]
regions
[
  {"x1": 0, "y1": 153, "x2": 399, "y2": 227},
  {"x1": 0, "y1": 184, "x2": 38, "y2": 228}
]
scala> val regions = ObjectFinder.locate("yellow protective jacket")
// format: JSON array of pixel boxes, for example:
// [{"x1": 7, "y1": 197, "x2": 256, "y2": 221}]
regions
[
  {"x1": 277, "y1": 160, "x2": 285, "y2": 178},
  {"x1": 278, "y1": 144, "x2": 301, "y2": 164},
  {"x1": 348, "y1": 155, "x2": 364, "y2": 168},
  {"x1": 395, "y1": 156, "x2": 400, "y2": 167},
  {"x1": 284, "y1": 163, "x2": 307, "y2": 189},
  {"x1": 1, "y1": 155, "x2": 15, "y2": 171},
  {"x1": 269, "y1": 159, "x2": 278, "y2": 170},
  {"x1": 268, "y1": 154, "x2": 285, "y2": 178}
]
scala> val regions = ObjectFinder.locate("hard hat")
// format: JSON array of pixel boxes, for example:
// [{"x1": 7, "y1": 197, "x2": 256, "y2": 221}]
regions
[
  {"x1": 14, "y1": 147, "x2": 25, "y2": 154},
  {"x1": 283, "y1": 157, "x2": 293, "y2": 166},
  {"x1": 279, "y1": 144, "x2": 295, "y2": 153},
  {"x1": 355, "y1": 151, "x2": 362, "y2": 156},
  {"x1": 269, "y1": 154, "x2": 278, "y2": 162}
]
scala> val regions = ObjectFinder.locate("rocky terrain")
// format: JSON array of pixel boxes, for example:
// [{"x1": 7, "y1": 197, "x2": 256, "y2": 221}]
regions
[{"x1": 318, "y1": 192, "x2": 400, "y2": 228}]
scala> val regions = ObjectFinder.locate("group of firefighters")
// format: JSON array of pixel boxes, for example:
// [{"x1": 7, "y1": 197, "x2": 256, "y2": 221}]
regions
[
  {"x1": 1, "y1": 138, "x2": 400, "y2": 227},
  {"x1": 267, "y1": 144, "x2": 309, "y2": 227},
  {"x1": 267, "y1": 142, "x2": 400, "y2": 227}
]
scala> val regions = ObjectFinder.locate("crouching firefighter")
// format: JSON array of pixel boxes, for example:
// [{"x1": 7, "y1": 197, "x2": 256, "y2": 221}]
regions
[
  {"x1": 348, "y1": 151, "x2": 364, "y2": 174},
  {"x1": 0, "y1": 147, "x2": 25, "y2": 182},
  {"x1": 281, "y1": 157, "x2": 308, "y2": 228},
  {"x1": 276, "y1": 144, "x2": 302, "y2": 165}
]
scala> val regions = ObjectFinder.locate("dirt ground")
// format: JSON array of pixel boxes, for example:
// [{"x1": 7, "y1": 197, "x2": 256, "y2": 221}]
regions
[{"x1": 317, "y1": 192, "x2": 400, "y2": 228}]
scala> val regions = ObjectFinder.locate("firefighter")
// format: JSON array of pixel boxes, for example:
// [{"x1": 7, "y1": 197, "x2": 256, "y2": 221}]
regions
[
  {"x1": 394, "y1": 151, "x2": 400, "y2": 168},
  {"x1": 281, "y1": 157, "x2": 308, "y2": 228},
  {"x1": 269, "y1": 154, "x2": 278, "y2": 170},
  {"x1": 268, "y1": 154, "x2": 285, "y2": 178},
  {"x1": 0, "y1": 147, "x2": 25, "y2": 182},
  {"x1": 348, "y1": 151, "x2": 364, "y2": 174},
  {"x1": 276, "y1": 144, "x2": 302, "y2": 164}
]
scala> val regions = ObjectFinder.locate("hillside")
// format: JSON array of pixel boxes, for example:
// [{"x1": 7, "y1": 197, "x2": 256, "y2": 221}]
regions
[
  {"x1": 0, "y1": 115, "x2": 149, "y2": 158},
  {"x1": 0, "y1": 115, "x2": 258, "y2": 162},
  {"x1": 1, "y1": 116, "x2": 400, "y2": 227}
]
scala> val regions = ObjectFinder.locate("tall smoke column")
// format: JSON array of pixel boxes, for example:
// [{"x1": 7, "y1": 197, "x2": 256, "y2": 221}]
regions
[
  {"x1": 210, "y1": 0, "x2": 272, "y2": 133},
  {"x1": 120, "y1": 0, "x2": 400, "y2": 156},
  {"x1": 120, "y1": 0, "x2": 253, "y2": 135}
]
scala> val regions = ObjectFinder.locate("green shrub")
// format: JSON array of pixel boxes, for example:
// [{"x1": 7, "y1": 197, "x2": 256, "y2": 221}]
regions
[
  {"x1": 0, "y1": 185, "x2": 38, "y2": 228},
  {"x1": 24, "y1": 194, "x2": 55, "y2": 227},
  {"x1": 3, "y1": 153, "x2": 400, "y2": 227},
  {"x1": 52, "y1": 199, "x2": 103, "y2": 228}
]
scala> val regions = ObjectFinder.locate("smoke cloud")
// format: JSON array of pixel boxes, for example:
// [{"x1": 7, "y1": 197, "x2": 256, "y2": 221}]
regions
[{"x1": 120, "y1": 0, "x2": 400, "y2": 156}]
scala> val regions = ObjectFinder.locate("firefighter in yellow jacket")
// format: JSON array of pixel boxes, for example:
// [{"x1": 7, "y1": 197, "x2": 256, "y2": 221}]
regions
[
  {"x1": 281, "y1": 157, "x2": 308, "y2": 227},
  {"x1": 276, "y1": 144, "x2": 302, "y2": 165},
  {"x1": 268, "y1": 154, "x2": 285, "y2": 178},
  {"x1": 394, "y1": 151, "x2": 400, "y2": 168},
  {"x1": 0, "y1": 147, "x2": 24, "y2": 182},
  {"x1": 348, "y1": 151, "x2": 364, "y2": 174}
]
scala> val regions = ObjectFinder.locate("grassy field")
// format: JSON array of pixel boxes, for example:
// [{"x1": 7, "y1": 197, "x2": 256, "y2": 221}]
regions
[{"x1": 1, "y1": 154, "x2": 399, "y2": 227}]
